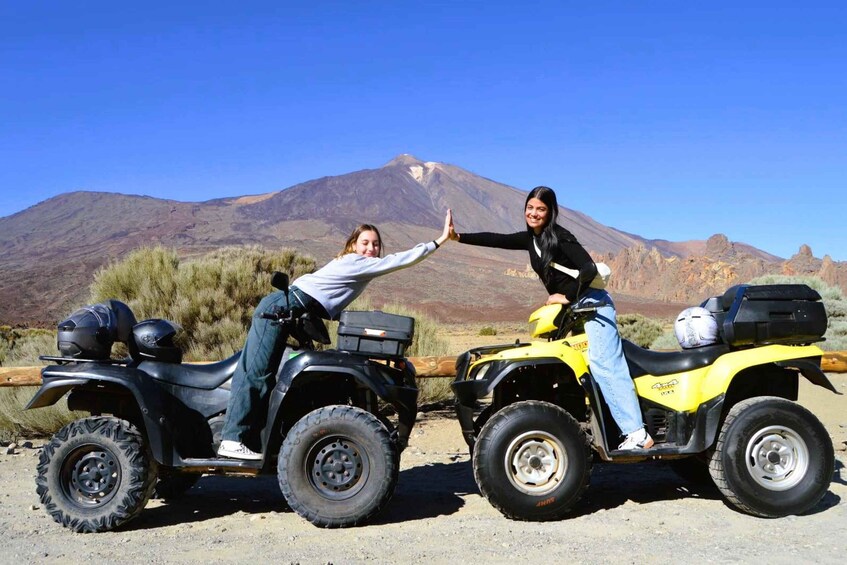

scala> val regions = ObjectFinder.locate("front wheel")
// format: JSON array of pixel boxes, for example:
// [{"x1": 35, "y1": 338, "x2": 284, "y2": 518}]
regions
[
  {"x1": 278, "y1": 405, "x2": 398, "y2": 527},
  {"x1": 473, "y1": 400, "x2": 591, "y2": 521},
  {"x1": 709, "y1": 396, "x2": 834, "y2": 517},
  {"x1": 35, "y1": 416, "x2": 158, "y2": 533}
]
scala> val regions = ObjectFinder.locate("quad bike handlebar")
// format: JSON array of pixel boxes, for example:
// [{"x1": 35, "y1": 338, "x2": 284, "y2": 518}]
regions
[
  {"x1": 570, "y1": 300, "x2": 609, "y2": 314},
  {"x1": 543, "y1": 300, "x2": 610, "y2": 341}
]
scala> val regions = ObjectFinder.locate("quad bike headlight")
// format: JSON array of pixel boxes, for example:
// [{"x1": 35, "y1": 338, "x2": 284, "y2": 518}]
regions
[{"x1": 469, "y1": 360, "x2": 505, "y2": 382}]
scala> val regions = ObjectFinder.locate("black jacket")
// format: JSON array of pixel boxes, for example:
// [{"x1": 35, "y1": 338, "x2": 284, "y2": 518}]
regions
[{"x1": 459, "y1": 225, "x2": 598, "y2": 302}]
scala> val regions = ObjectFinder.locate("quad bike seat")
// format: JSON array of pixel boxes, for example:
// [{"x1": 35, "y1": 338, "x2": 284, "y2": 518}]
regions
[
  {"x1": 138, "y1": 351, "x2": 241, "y2": 389},
  {"x1": 622, "y1": 340, "x2": 731, "y2": 378}
]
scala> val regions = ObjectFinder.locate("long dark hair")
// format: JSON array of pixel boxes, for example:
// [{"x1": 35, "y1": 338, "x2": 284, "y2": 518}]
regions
[
  {"x1": 338, "y1": 224, "x2": 383, "y2": 258},
  {"x1": 525, "y1": 186, "x2": 559, "y2": 280}
]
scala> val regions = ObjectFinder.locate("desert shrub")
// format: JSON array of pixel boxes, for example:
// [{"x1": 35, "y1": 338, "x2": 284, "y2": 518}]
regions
[
  {"x1": 0, "y1": 387, "x2": 86, "y2": 440},
  {"x1": 747, "y1": 275, "x2": 847, "y2": 351},
  {"x1": 2, "y1": 332, "x2": 56, "y2": 367},
  {"x1": 416, "y1": 377, "x2": 454, "y2": 407},
  {"x1": 0, "y1": 328, "x2": 56, "y2": 367},
  {"x1": 478, "y1": 326, "x2": 497, "y2": 336},
  {"x1": 4, "y1": 246, "x2": 458, "y2": 439},
  {"x1": 618, "y1": 313, "x2": 665, "y2": 348},
  {"x1": 89, "y1": 245, "x2": 317, "y2": 360},
  {"x1": 650, "y1": 331, "x2": 682, "y2": 351}
]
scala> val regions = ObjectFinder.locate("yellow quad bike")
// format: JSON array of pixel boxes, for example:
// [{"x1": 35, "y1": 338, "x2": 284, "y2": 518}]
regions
[{"x1": 451, "y1": 284, "x2": 838, "y2": 520}]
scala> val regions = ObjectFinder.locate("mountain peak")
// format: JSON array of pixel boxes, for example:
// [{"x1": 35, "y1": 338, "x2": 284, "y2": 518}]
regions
[{"x1": 384, "y1": 154, "x2": 425, "y2": 167}]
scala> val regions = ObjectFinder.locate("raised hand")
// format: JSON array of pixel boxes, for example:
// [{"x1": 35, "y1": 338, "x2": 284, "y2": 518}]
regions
[{"x1": 436, "y1": 209, "x2": 453, "y2": 246}]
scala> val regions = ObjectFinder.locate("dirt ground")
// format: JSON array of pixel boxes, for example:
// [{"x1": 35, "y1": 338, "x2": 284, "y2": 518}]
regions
[{"x1": 2, "y1": 375, "x2": 847, "y2": 564}]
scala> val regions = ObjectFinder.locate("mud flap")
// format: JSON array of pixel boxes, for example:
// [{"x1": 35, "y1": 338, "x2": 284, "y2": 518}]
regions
[{"x1": 777, "y1": 358, "x2": 840, "y2": 394}]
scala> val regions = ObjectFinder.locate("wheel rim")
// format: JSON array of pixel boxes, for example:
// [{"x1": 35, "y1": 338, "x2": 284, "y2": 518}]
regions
[
  {"x1": 744, "y1": 425, "x2": 810, "y2": 491},
  {"x1": 504, "y1": 430, "x2": 567, "y2": 495},
  {"x1": 60, "y1": 444, "x2": 122, "y2": 508},
  {"x1": 306, "y1": 436, "x2": 369, "y2": 501}
]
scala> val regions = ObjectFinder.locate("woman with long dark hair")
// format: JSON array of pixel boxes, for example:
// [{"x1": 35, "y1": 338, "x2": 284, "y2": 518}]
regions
[{"x1": 450, "y1": 186, "x2": 652, "y2": 450}]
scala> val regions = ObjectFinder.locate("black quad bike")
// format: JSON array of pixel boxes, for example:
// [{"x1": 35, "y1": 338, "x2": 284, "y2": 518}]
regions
[
  {"x1": 452, "y1": 284, "x2": 838, "y2": 520},
  {"x1": 27, "y1": 273, "x2": 418, "y2": 532}
]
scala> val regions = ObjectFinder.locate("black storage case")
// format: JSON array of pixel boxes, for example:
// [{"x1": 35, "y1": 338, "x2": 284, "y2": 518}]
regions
[
  {"x1": 706, "y1": 284, "x2": 827, "y2": 348},
  {"x1": 337, "y1": 311, "x2": 415, "y2": 358}
]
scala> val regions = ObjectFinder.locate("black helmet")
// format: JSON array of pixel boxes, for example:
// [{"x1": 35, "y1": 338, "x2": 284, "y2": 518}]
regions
[
  {"x1": 107, "y1": 299, "x2": 138, "y2": 343},
  {"x1": 56, "y1": 300, "x2": 137, "y2": 359},
  {"x1": 129, "y1": 319, "x2": 183, "y2": 363}
]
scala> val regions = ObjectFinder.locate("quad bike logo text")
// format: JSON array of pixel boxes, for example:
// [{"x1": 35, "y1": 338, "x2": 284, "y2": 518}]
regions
[
  {"x1": 567, "y1": 340, "x2": 588, "y2": 352},
  {"x1": 651, "y1": 379, "x2": 678, "y2": 396}
]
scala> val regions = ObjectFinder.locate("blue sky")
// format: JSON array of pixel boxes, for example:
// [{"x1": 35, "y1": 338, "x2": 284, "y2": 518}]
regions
[{"x1": 2, "y1": 1, "x2": 845, "y2": 260}]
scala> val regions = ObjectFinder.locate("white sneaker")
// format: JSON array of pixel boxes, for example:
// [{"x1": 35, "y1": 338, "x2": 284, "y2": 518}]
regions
[
  {"x1": 217, "y1": 440, "x2": 262, "y2": 460},
  {"x1": 618, "y1": 428, "x2": 655, "y2": 450}
]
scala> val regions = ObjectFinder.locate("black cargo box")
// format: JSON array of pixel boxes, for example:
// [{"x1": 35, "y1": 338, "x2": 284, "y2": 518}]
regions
[
  {"x1": 337, "y1": 311, "x2": 415, "y2": 358},
  {"x1": 705, "y1": 284, "x2": 827, "y2": 347}
]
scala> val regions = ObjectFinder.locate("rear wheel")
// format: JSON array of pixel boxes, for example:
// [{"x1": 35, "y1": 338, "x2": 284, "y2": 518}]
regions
[
  {"x1": 35, "y1": 416, "x2": 158, "y2": 532},
  {"x1": 278, "y1": 405, "x2": 398, "y2": 527},
  {"x1": 709, "y1": 396, "x2": 834, "y2": 517},
  {"x1": 473, "y1": 400, "x2": 591, "y2": 521}
]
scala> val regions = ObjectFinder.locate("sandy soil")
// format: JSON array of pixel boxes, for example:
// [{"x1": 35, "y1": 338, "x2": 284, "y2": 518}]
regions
[{"x1": 2, "y1": 376, "x2": 846, "y2": 564}]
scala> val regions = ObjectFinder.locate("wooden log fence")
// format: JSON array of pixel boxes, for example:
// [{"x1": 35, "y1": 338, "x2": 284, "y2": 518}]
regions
[{"x1": 2, "y1": 352, "x2": 846, "y2": 388}]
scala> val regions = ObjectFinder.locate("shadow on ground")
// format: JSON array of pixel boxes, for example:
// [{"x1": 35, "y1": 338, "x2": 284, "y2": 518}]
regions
[
  {"x1": 374, "y1": 460, "x2": 477, "y2": 524},
  {"x1": 126, "y1": 475, "x2": 289, "y2": 531},
  {"x1": 124, "y1": 456, "x2": 844, "y2": 530}
]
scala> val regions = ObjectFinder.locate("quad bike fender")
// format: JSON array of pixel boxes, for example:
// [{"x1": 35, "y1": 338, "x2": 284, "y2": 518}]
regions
[
  {"x1": 266, "y1": 351, "x2": 418, "y2": 448},
  {"x1": 271, "y1": 351, "x2": 417, "y2": 412},
  {"x1": 700, "y1": 344, "x2": 832, "y2": 400},
  {"x1": 25, "y1": 375, "x2": 91, "y2": 410},
  {"x1": 452, "y1": 347, "x2": 586, "y2": 448},
  {"x1": 775, "y1": 357, "x2": 839, "y2": 394},
  {"x1": 26, "y1": 364, "x2": 174, "y2": 465},
  {"x1": 453, "y1": 341, "x2": 587, "y2": 406}
]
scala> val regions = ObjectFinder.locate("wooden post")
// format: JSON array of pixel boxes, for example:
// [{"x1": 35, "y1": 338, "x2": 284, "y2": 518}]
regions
[
  {"x1": 822, "y1": 351, "x2": 847, "y2": 373},
  {"x1": 0, "y1": 367, "x2": 43, "y2": 387},
  {"x1": 408, "y1": 356, "x2": 458, "y2": 377},
  {"x1": 2, "y1": 352, "x2": 846, "y2": 387}
]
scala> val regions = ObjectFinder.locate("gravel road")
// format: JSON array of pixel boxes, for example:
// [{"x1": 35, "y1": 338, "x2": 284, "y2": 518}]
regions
[{"x1": 2, "y1": 376, "x2": 847, "y2": 564}]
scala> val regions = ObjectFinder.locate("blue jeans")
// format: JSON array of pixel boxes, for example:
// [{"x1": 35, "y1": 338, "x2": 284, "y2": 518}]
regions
[
  {"x1": 580, "y1": 288, "x2": 644, "y2": 436},
  {"x1": 221, "y1": 289, "x2": 295, "y2": 447}
]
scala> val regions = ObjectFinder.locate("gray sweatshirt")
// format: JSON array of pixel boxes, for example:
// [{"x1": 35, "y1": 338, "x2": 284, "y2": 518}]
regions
[{"x1": 292, "y1": 241, "x2": 437, "y2": 319}]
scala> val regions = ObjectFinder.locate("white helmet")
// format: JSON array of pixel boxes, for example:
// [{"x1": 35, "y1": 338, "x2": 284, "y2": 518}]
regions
[{"x1": 674, "y1": 306, "x2": 719, "y2": 349}]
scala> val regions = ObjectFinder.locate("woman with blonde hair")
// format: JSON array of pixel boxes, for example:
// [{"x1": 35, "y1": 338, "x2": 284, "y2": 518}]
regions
[{"x1": 219, "y1": 210, "x2": 453, "y2": 459}]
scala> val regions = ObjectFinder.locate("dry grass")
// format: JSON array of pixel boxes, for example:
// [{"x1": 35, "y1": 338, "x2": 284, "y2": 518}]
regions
[{"x1": 0, "y1": 387, "x2": 85, "y2": 442}]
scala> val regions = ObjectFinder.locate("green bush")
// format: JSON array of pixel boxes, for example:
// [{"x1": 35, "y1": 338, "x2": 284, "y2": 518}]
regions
[
  {"x1": 650, "y1": 331, "x2": 682, "y2": 351},
  {"x1": 618, "y1": 313, "x2": 665, "y2": 348},
  {"x1": 0, "y1": 327, "x2": 56, "y2": 367},
  {"x1": 4, "y1": 246, "x2": 459, "y2": 438},
  {"x1": 89, "y1": 245, "x2": 317, "y2": 361},
  {"x1": 416, "y1": 377, "x2": 455, "y2": 407},
  {"x1": 478, "y1": 326, "x2": 497, "y2": 336},
  {"x1": 0, "y1": 387, "x2": 87, "y2": 441},
  {"x1": 93, "y1": 248, "x2": 455, "y2": 400}
]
